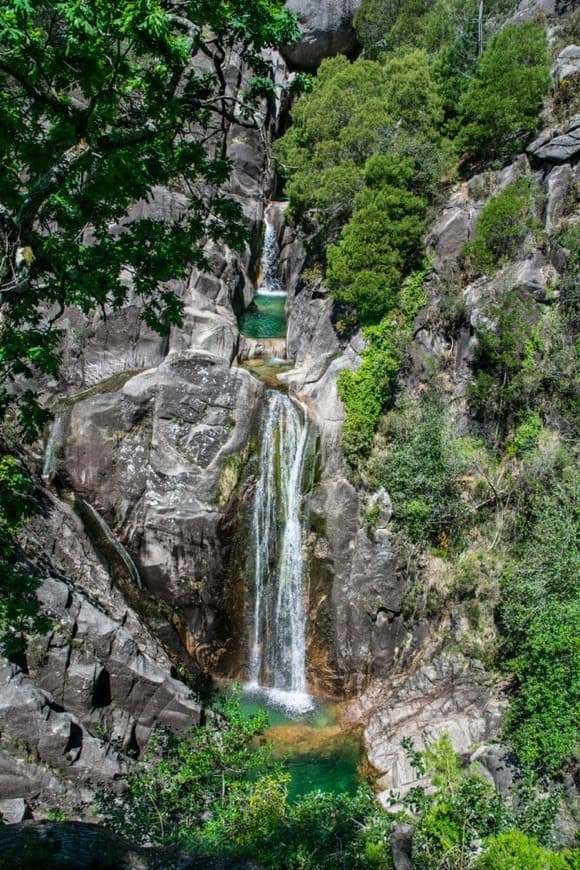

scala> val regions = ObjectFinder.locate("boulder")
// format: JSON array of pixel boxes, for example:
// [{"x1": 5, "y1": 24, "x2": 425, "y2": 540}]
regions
[
  {"x1": 282, "y1": 0, "x2": 362, "y2": 71},
  {"x1": 0, "y1": 799, "x2": 33, "y2": 824},
  {"x1": 528, "y1": 115, "x2": 580, "y2": 164},
  {"x1": 554, "y1": 44, "x2": 580, "y2": 84}
]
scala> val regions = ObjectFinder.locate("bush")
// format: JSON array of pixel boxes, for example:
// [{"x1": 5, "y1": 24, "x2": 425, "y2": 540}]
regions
[
  {"x1": 469, "y1": 287, "x2": 578, "y2": 448},
  {"x1": 400, "y1": 735, "x2": 563, "y2": 870},
  {"x1": 457, "y1": 21, "x2": 551, "y2": 160},
  {"x1": 477, "y1": 831, "x2": 578, "y2": 869},
  {"x1": 498, "y1": 468, "x2": 580, "y2": 775},
  {"x1": 338, "y1": 270, "x2": 428, "y2": 469},
  {"x1": 462, "y1": 178, "x2": 540, "y2": 274},
  {"x1": 354, "y1": 0, "x2": 432, "y2": 59},
  {"x1": 369, "y1": 398, "x2": 468, "y2": 547},
  {"x1": 99, "y1": 693, "x2": 394, "y2": 868},
  {"x1": 0, "y1": 451, "x2": 50, "y2": 655}
]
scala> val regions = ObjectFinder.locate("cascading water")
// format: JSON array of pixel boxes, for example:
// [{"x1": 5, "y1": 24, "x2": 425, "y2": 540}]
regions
[
  {"x1": 42, "y1": 412, "x2": 66, "y2": 482},
  {"x1": 258, "y1": 205, "x2": 285, "y2": 297},
  {"x1": 248, "y1": 390, "x2": 313, "y2": 713}
]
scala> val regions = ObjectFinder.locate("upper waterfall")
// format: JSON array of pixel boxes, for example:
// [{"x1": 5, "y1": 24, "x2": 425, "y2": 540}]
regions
[
  {"x1": 257, "y1": 203, "x2": 285, "y2": 297},
  {"x1": 248, "y1": 390, "x2": 313, "y2": 713}
]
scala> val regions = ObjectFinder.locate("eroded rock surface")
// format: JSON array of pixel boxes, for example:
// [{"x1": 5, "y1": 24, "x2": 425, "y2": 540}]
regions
[{"x1": 282, "y1": 0, "x2": 362, "y2": 71}]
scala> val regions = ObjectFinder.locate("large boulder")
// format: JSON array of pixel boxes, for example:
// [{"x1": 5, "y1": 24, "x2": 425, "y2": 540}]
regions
[
  {"x1": 528, "y1": 115, "x2": 580, "y2": 165},
  {"x1": 282, "y1": 0, "x2": 362, "y2": 71}
]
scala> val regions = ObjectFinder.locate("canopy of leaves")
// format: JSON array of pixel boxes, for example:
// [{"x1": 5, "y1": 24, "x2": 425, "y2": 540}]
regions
[
  {"x1": 274, "y1": 51, "x2": 445, "y2": 253},
  {"x1": 0, "y1": 450, "x2": 50, "y2": 654},
  {"x1": 456, "y1": 21, "x2": 551, "y2": 159},
  {"x1": 0, "y1": 0, "x2": 299, "y2": 434}
]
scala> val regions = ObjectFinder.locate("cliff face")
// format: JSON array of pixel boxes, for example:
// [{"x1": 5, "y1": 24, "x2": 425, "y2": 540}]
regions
[{"x1": 1, "y1": 0, "x2": 577, "y2": 825}]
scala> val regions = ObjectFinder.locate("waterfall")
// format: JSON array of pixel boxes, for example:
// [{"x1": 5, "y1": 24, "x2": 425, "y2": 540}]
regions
[
  {"x1": 81, "y1": 500, "x2": 143, "y2": 590},
  {"x1": 42, "y1": 412, "x2": 66, "y2": 482},
  {"x1": 248, "y1": 390, "x2": 313, "y2": 713},
  {"x1": 258, "y1": 205, "x2": 285, "y2": 297}
]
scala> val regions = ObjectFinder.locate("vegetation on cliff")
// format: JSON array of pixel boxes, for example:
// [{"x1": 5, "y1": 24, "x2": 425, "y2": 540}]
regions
[
  {"x1": 275, "y1": 0, "x2": 578, "y2": 838},
  {"x1": 97, "y1": 701, "x2": 572, "y2": 868}
]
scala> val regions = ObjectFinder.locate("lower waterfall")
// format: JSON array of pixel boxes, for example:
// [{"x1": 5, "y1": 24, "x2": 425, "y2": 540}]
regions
[{"x1": 248, "y1": 390, "x2": 313, "y2": 713}]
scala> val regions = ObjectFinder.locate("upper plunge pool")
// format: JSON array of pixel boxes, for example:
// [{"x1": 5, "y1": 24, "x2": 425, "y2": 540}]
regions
[{"x1": 239, "y1": 203, "x2": 288, "y2": 340}]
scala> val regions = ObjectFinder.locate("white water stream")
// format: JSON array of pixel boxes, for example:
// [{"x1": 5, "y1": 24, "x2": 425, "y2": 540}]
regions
[
  {"x1": 258, "y1": 204, "x2": 286, "y2": 297},
  {"x1": 248, "y1": 390, "x2": 313, "y2": 713}
]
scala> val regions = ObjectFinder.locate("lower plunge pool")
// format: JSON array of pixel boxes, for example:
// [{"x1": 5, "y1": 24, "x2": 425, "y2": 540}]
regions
[
  {"x1": 239, "y1": 686, "x2": 365, "y2": 802},
  {"x1": 238, "y1": 292, "x2": 287, "y2": 339}
]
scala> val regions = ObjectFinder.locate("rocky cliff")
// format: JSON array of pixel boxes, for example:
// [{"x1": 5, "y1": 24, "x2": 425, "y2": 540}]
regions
[{"x1": 1, "y1": 0, "x2": 577, "y2": 834}]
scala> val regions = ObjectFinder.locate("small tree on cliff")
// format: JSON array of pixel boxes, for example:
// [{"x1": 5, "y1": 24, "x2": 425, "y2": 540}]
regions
[{"x1": 0, "y1": 0, "x2": 299, "y2": 436}]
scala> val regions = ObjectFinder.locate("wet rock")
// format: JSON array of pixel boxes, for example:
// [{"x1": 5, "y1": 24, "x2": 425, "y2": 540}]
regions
[
  {"x1": 282, "y1": 0, "x2": 361, "y2": 72},
  {"x1": 60, "y1": 351, "x2": 262, "y2": 669}
]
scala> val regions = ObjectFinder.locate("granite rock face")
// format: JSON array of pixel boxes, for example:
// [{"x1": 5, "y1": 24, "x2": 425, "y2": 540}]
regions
[
  {"x1": 59, "y1": 351, "x2": 263, "y2": 672},
  {"x1": 347, "y1": 653, "x2": 506, "y2": 807},
  {"x1": 282, "y1": 0, "x2": 362, "y2": 71},
  {"x1": 2, "y1": 492, "x2": 201, "y2": 817}
]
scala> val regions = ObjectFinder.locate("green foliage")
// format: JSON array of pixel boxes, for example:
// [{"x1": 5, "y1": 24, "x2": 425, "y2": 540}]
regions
[
  {"x1": 368, "y1": 398, "x2": 468, "y2": 547},
  {"x1": 477, "y1": 831, "x2": 579, "y2": 869},
  {"x1": 337, "y1": 269, "x2": 428, "y2": 467},
  {"x1": 499, "y1": 468, "x2": 580, "y2": 775},
  {"x1": 100, "y1": 693, "x2": 393, "y2": 868},
  {"x1": 354, "y1": 0, "x2": 432, "y2": 58},
  {"x1": 99, "y1": 693, "x2": 280, "y2": 847},
  {"x1": 507, "y1": 414, "x2": 543, "y2": 457},
  {"x1": 0, "y1": 451, "x2": 50, "y2": 654},
  {"x1": 456, "y1": 21, "x2": 551, "y2": 160},
  {"x1": 0, "y1": 0, "x2": 299, "y2": 435},
  {"x1": 338, "y1": 318, "x2": 405, "y2": 464},
  {"x1": 399, "y1": 735, "x2": 563, "y2": 870},
  {"x1": 274, "y1": 51, "x2": 445, "y2": 254},
  {"x1": 327, "y1": 163, "x2": 426, "y2": 322},
  {"x1": 273, "y1": 56, "x2": 390, "y2": 241},
  {"x1": 463, "y1": 178, "x2": 540, "y2": 274},
  {"x1": 469, "y1": 289, "x2": 577, "y2": 447}
]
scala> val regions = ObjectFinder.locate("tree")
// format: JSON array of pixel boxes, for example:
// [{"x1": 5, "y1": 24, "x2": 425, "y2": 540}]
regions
[
  {"x1": 326, "y1": 155, "x2": 426, "y2": 323},
  {"x1": 0, "y1": 0, "x2": 299, "y2": 435},
  {"x1": 456, "y1": 20, "x2": 550, "y2": 160}
]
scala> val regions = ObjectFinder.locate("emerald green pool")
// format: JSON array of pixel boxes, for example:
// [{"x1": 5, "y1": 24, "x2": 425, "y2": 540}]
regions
[
  {"x1": 238, "y1": 687, "x2": 364, "y2": 802},
  {"x1": 239, "y1": 292, "x2": 287, "y2": 339}
]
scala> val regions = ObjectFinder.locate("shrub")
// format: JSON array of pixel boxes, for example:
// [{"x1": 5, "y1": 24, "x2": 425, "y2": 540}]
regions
[
  {"x1": 462, "y1": 178, "x2": 540, "y2": 274},
  {"x1": 326, "y1": 181, "x2": 426, "y2": 322},
  {"x1": 0, "y1": 451, "x2": 50, "y2": 655},
  {"x1": 477, "y1": 831, "x2": 578, "y2": 869},
  {"x1": 500, "y1": 470, "x2": 580, "y2": 774},
  {"x1": 370, "y1": 398, "x2": 468, "y2": 547},
  {"x1": 401, "y1": 735, "x2": 562, "y2": 870},
  {"x1": 337, "y1": 269, "x2": 428, "y2": 469},
  {"x1": 457, "y1": 21, "x2": 551, "y2": 160}
]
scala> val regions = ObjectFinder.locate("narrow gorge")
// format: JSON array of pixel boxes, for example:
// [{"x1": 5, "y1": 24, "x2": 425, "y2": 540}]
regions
[{"x1": 0, "y1": 0, "x2": 578, "y2": 866}]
